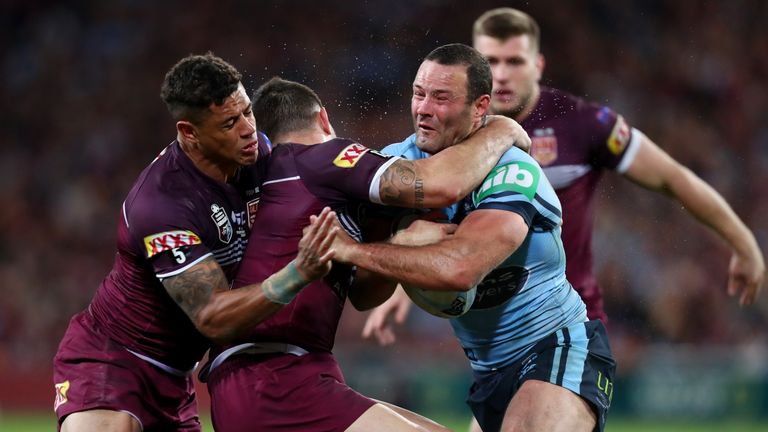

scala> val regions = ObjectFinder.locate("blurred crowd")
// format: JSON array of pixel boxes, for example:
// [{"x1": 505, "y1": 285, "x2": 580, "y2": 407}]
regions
[{"x1": 1, "y1": 0, "x2": 766, "y2": 375}]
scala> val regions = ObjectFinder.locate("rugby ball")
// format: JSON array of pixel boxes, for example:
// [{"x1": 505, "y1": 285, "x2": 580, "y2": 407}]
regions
[{"x1": 402, "y1": 284, "x2": 476, "y2": 318}]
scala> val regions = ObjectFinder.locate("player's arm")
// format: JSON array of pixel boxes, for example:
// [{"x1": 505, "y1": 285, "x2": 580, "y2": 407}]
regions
[
  {"x1": 162, "y1": 207, "x2": 338, "y2": 344},
  {"x1": 334, "y1": 209, "x2": 527, "y2": 291},
  {"x1": 361, "y1": 285, "x2": 412, "y2": 346},
  {"x1": 347, "y1": 269, "x2": 398, "y2": 311},
  {"x1": 623, "y1": 133, "x2": 765, "y2": 305},
  {"x1": 347, "y1": 219, "x2": 458, "y2": 310},
  {"x1": 378, "y1": 115, "x2": 530, "y2": 208}
]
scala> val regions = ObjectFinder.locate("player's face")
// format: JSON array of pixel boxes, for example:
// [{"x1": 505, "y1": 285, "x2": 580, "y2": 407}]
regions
[
  {"x1": 195, "y1": 83, "x2": 259, "y2": 168},
  {"x1": 411, "y1": 61, "x2": 476, "y2": 154},
  {"x1": 474, "y1": 34, "x2": 543, "y2": 120}
]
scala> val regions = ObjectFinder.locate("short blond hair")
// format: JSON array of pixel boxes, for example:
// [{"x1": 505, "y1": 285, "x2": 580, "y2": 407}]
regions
[{"x1": 472, "y1": 8, "x2": 540, "y2": 53}]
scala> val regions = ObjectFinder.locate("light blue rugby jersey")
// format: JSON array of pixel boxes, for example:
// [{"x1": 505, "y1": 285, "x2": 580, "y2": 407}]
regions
[{"x1": 384, "y1": 134, "x2": 587, "y2": 372}]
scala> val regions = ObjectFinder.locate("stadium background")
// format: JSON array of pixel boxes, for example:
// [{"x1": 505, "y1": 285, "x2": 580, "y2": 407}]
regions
[{"x1": 1, "y1": 0, "x2": 767, "y2": 430}]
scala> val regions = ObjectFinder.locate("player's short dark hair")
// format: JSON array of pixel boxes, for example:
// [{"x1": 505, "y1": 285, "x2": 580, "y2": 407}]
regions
[
  {"x1": 160, "y1": 52, "x2": 242, "y2": 124},
  {"x1": 423, "y1": 43, "x2": 491, "y2": 104},
  {"x1": 252, "y1": 77, "x2": 323, "y2": 142},
  {"x1": 472, "y1": 8, "x2": 540, "y2": 53}
]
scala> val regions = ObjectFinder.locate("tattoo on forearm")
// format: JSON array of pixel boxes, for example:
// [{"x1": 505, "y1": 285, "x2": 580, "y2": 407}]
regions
[
  {"x1": 162, "y1": 257, "x2": 226, "y2": 320},
  {"x1": 380, "y1": 160, "x2": 423, "y2": 207},
  {"x1": 414, "y1": 179, "x2": 424, "y2": 208}
]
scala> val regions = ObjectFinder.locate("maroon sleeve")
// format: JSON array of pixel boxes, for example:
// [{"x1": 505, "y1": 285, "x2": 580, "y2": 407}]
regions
[
  {"x1": 294, "y1": 138, "x2": 396, "y2": 203},
  {"x1": 580, "y1": 103, "x2": 636, "y2": 170}
]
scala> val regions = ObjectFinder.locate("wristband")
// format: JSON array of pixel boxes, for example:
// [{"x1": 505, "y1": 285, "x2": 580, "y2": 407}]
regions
[{"x1": 261, "y1": 260, "x2": 310, "y2": 304}]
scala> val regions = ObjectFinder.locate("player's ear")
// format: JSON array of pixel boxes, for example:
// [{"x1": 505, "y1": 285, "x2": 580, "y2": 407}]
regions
[
  {"x1": 318, "y1": 106, "x2": 333, "y2": 135},
  {"x1": 535, "y1": 53, "x2": 545, "y2": 82},
  {"x1": 473, "y1": 94, "x2": 491, "y2": 121},
  {"x1": 177, "y1": 121, "x2": 198, "y2": 144}
]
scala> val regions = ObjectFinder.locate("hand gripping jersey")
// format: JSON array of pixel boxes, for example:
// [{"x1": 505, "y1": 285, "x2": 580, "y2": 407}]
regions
[
  {"x1": 87, "y1": 135, "x2": 271, "y2": 372},
  {"x1": 385, "y1": 136, "x2": 587, "y2": 372},
  {"x1": 223, "y1": 138, "x2": 398, "y2": 354},
  {"x1": 522, "y1": 87, "x2": 642, "y2": 321}
]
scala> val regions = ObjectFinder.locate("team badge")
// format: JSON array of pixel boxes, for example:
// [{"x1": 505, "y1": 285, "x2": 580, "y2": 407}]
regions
[
  {"x1": 210, "y1": 204, "x2": 233, "y2": 244},
  {"x1": 144, "y1": 230, "x2": 201, "y2": 257},
  {"x1": 607, "y1": 115, "x2": 630, "y2": 155},
  {"x1": 333, "y1": 143, "x2": 369, "y2": 168},
  {"x1": 530, "y1": 128, "x2": 558, "y2": 166},
  {"x1": 246, "y1": 198, "x2": 259, "y2": 229},
  {"x1": 54, "y1": 380, "x2": 70, "y2": 411}
]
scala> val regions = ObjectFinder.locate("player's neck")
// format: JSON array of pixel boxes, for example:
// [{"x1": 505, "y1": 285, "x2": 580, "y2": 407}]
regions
[
  {"x1": 275, "y1": 129, "x2": 334, "y2": 146},
  {"x1": 512, "y1": 86, "x2": 541, "y2": 123},
  {"x1": 178, "y1": 138, "x2": 238, "y2": 183}
]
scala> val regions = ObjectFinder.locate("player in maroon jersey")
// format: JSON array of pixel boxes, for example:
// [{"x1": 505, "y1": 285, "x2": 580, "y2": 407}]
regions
[
  {"x1": 201, "y1": 77, "x2": 529, "y2": 432},
  {"x1": 363, "y1": 7, "x2": 764, "y2": 346},
  {"x1": 52, "y1": 54, "x2": 339, "y2": 432}
]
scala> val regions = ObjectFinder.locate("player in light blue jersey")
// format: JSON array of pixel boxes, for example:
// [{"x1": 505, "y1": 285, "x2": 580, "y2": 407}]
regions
[
  {"x1": 333, "y1": 44, "x2": 615, "y2": 432},
  {"x1": 389, "y1": 134, "x2": 589, "y2": 369}
]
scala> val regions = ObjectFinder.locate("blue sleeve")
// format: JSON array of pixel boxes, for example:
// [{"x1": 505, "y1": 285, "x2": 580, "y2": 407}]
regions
[{"x1": 472, "y1": 148, "x2": 562, "y2": 229}]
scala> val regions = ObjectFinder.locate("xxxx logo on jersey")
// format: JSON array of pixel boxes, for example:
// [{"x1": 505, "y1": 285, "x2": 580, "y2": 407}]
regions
[
  {"x1": 474, "y1": 161, "x2": 540, "y2": 203},
  {"x1": 333, "y1": 143, "x2": 369, "y2": 168},
  {"x1": 144, "y1": 230, "x2": 201, "y2": 257},
  {"x1": 607, "y1": 115, "x2": 630, "y2": 155},
  {"x1": 54, "y1": 380, "x2": 70, "y2": 411}
]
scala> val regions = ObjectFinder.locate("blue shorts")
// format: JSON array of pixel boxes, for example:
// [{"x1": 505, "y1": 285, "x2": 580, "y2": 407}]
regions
[{"x1": 466, "y1": 320, "x2": 615, "y2": 432}]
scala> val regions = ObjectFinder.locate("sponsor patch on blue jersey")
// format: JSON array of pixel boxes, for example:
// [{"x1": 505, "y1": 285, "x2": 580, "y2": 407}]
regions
[{"x1": 474, "y1": 161, "x2": 541, "y2": 203}]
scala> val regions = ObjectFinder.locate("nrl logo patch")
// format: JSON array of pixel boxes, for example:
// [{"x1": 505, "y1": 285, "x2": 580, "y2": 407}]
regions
[
  {"x1": 54, "y1": 380, "x2": 70, "y2": 411},
  {"x1": 211, "y1": 203, "x2": 233, "y2": 244},
  {"x1": 333, "y1": 143, "x2": 369, "y2": 168}
]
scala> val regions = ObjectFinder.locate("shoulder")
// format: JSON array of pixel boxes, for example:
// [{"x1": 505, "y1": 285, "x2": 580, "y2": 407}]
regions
[
  {"x1": 293, "y1": 137, "x2": 385, "y2": 166},
  {"x1": 382, "y1": 134, "x2": 426, "y2": 160},
  {"x1": 124, "y1": 154, "x2": 210, "y2": 239},
  {"x1": 475, "y1": 147, "x2": 546, "y2": 203},
  {"x1": 542, "y1": 86, "x2": 618, "y2": 121},
  {"x1": 498, "y1": 146, "x2": 540, "y2": 168}
]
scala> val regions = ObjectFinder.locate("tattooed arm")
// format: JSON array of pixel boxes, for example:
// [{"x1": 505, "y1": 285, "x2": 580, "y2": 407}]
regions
[
  {"x1": 378, "y1": 115, "x2": 530, "y2": 208},
  {"x1": 162, "y1": 207, "x2": 337, "y2": 344}
]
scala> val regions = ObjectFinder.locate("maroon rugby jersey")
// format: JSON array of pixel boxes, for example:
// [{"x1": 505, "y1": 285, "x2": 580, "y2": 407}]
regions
[
  {"x1": 230, "y1": 138, "x2": 395, "y2": 353},
  {"x1": 521, "y1": 87, "x2": 640, "y2": 322},
  {"x1": 87, "y1": 136, "x2": 270, "y2": 371}
]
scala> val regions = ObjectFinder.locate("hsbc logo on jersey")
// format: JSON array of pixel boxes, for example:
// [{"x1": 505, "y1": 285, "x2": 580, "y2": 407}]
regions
[
  {"x1": 144, "y1": 230, "x2": 202, "y2": 257},
  {"x1": 210, "y1": 204, "x2": 233, "y2": 244},
  {"x1": 333, "y1": 143, "x2": 369, "y2": 168}
]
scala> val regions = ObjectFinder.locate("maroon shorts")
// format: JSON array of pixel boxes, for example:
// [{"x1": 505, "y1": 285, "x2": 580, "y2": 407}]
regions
[
  {"x1": 53, "y1": 311, "x2": 201, "y2": 431},
  {"x1": 207, "y1": 351, "x2": 376, "y2": 432}
]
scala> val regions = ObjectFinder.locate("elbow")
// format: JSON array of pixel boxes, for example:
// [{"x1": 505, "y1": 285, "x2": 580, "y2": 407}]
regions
[
  {"x1": 426, "y1": 184, "x2": 465, "y2": 208},
  {"x1": 433, "y1": 185, "x2": 470, "y2": 207},
  {"x1": 195, "y1": 313, "x2": 237, "y2": 345},
  {"x1": 438, "y1": 262, "x2": 483, "y2": 292}
]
